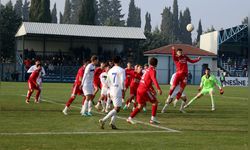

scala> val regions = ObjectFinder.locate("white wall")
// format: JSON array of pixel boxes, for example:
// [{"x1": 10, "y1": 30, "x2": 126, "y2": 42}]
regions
[{"x1": 200, "y1": 31, "x2": 219, "y2": 54}]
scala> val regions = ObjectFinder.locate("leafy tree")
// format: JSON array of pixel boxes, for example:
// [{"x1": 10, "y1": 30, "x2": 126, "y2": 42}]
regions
[
  {"x1": 79, "y1": 0, "x2": 96, "y2": 25},
  {"x1": 63, "y1": 0, "x2": 72, "y2": 24},
  {"x1": 14, "y1": 0, "x2": 23, "y2": 19},
  {"x1": 108, "y1": 0, "x2": 125, "y2": 26},
  {"x1": 22, "y1": 0, "x2": 29, "y2": 21}
]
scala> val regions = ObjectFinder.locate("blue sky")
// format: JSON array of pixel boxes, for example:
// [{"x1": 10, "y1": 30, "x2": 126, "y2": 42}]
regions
[{"x1": 1, "y1": 0, "x2": 249, "y2": 37}]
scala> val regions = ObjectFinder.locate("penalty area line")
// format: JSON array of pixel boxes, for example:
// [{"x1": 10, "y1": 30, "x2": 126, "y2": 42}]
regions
[{"x1": 20, "y1": 95, "x2": 181, "y2": 133}]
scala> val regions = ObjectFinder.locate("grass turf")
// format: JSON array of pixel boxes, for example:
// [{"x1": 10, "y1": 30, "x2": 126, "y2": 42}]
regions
[{"x1": 0, "y1": 82, "x2": 248, "y2": 150}]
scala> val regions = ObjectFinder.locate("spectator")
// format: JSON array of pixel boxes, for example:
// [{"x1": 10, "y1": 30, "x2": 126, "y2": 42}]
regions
[{"x1": 220, "y1": 72, "x2": 226, "y2": 87}]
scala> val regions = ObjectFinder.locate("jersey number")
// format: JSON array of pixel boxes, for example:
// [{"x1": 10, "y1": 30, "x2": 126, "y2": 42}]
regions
[{"x1": 112, "y1": 73, "x2": 117, "y2": 83}]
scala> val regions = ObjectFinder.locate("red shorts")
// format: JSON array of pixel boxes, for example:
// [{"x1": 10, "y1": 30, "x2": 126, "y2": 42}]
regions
[
  {"x1": 136, "y1": 88, "x2": 157, "y2": 105},
  {"x1": 28, "y1": 81, "x2": 40, "y2": 90},
  {"x1": 94, "y1": 81, "x2": 101, "y2": 89},
  {"x1": 172, "y1": 72, "x2": 188, "y2": 87},
  {"x1": 129, "y1": 86, "x2": 137, "y2": 96},
  {"x1": 71, "y1": 84, "x2": 83, "y2": 96}
]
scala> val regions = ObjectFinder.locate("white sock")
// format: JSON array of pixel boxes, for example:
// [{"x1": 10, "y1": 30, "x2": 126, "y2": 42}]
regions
[
  {"x1": 180, "y1": 101, "x2": 186, "y2": 111},
  {"x1": 151, "y1": 116, "x2": 156, "y2": 120},
  {"x1": 103, "y1": 109, "x2": 116, "y2": 122},
  {"x1": 162, "y1": 103, "x2": 169, "y2": 111},
  {"x1": 110, "y1": 112, "x2": 117, "y2": 125},
  {"x1": 101, "y1": 100, "x2": 106, "y2": 109},
  {"x1": 106, "y1": 98, "x2": 111, "y2": 111},
  {"x1": 82, "y1": 100, "x2": 88, "y2": 114},
  {"x1": 63, "y1": 106, "x2": 68, "y2": 112},
  {"x1": 88, "y1": 100, "x2": 92, "y2": 113}
]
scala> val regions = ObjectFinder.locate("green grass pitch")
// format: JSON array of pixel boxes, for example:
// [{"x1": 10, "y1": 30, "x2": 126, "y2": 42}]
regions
[{"x1": 0, "y1": 82, "x2": 247, "y2": 150}]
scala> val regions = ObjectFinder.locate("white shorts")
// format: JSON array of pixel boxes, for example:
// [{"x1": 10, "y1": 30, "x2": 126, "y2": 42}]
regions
[
  {"x1": 83, "y1": 85, "x2": 94, "y2": 96},
  {"x1": 110, "y1": 95, "x2": 122, "y2": 107},
  {"x1": 170, "y1": 89, "x2": 186, "y2": 99},
  {"x1": 101, "y1": 87, "x2": 108, "y2": 96}
]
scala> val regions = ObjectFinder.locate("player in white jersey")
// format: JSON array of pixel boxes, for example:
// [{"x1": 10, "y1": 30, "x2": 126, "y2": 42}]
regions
[
  {"x1": 27, "y1": 60, "x2": 46, "y2": 102},
  {"x1": 96, "y1": 65, "x2": 110, "y2": 112},
  {"x1": 80, "y1": 55, "x2": 99, "y2": 116},
  {"x1": 161, "y1": 73, "x2": 188, "y2": 113},
  {"x1": 99, "y1": 56, "x2": 125, "y2": 129}
]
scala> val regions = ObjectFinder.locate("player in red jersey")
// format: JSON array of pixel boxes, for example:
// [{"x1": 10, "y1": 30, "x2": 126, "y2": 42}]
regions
[
  {"x1": 168, "y1": 46, "x2": 201, "y2": 100},
  {"x1": 92, "y1": 62, "x2": 105, "y2": 102},
  {"x1": 127, "y1": 57, "x2": 162, "y2": 124},
  {"x1": 123, "y1": 65, "x2": 143, "y2": 110},
  {"x1": 124, "y1": 62, "x2": 134, "y2": 102},
  {"x1": 25, "y1": 64, "x2": 42, "y2": 104},
  {"x1": 62, "y1": 61, "x2": 89, "y2": 115}
]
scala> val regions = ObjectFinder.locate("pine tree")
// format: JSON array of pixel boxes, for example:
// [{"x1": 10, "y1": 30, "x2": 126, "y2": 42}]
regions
[
  {"x1": 144, "y1": 12, "x2": 151, "y2": 33},
  {"x1": 51, "y1": 3, "x2": 57, "y2": 23},
  {"x1": 63, "y1": 0, "x2": 72, "y2": 24},
  {"x1": 161, "y1": 7, "x2": 174, "y2": 45},
  {"x1": 71, "y1": 0, "x2": 82, "y2": 24},
  {"x1": 14, "y1": 0, "x2": 23, "y2": 19},
  {"x1": 22, "y1": 0, "x2": 29, "y2": 21},
  {"x1": 30, "y1": 0, "x2": 41, "y2": 22},
  {"x1": 172, "y1": 0, "x2": 179, "y2": 43},
  {"x1": 196, "y1": 19, "x2": 202, "y2": 43},
  {"x1": 108, "y1": 0, "x2": 124, "y2": 26},
  {"x1": 242, "y1": 16, "x2": 248, "y2": 24},
  {"x1": 39, "y1": 0, "x2": 51, "y2": 23},
  {"x1": 79, "y1": 0, "x2": 96, "y2": 25},
  {"x1": 59, "y1": 12, "x2": 63, "y2": 24},
  {"x1": 98, "y1": 0, "x2": 111, "y2": 25},
  {"x1": 182, "y1": 8, "x2": 192, "y2": 44},
  {"x1": 127, "y1": 0, "x2": 141, "y2": 27}
]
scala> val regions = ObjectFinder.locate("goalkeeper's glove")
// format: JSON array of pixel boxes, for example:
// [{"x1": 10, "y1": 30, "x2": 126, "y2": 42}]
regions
[{"x1": 219, "y1": 89, "x2": 224, "y2": 95}]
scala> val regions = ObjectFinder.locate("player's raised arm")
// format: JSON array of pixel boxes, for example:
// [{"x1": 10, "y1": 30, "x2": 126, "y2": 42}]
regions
[
  {"x1": 186, "y1": 56, "x2": 201, "y2": 63},
  {"x1": 171, "y1": 46, "x2": 178, "y2": 61},
  {"x1": 27, "y1": 65, "x2": 35, "y2": 73},
  {"x1": 41, "y1": 67, "x2": 46, "y2": 76}
]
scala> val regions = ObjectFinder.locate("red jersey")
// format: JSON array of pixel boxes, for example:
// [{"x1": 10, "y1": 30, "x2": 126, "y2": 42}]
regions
[
  {"x1": 138, "y1": 66, "x2": 161, "y2": 91},
  {"x1": 172, "y1": 48, "x2": 200, "y2": 74},
  {"x1": 130, "y1": 72, "x2": 142, "y2": 88},
  {"x1": 28, "y1": 68, "x2": 41, "y2": 84},
  {"x1": 93, "y1": 67, "x2": 103, "y2": 84},
  {"x1": 75, "y1": 66, "x2": 85, "y2": 86},
  {"x1": 125, "y1": 68, "x2": 134, "y2": 84}
]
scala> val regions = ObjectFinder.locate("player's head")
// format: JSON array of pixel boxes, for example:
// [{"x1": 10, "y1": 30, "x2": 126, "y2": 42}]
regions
[
  {"x1": 149, "y1": 57, "x2": 158, "y2": 67},
  {"x1": 127, "y1": 62, "x2": 132, "y2": 68},
  {"x1": 35, "y1": 60, "x2": 41, "y2": 66},
  {"x1": 205, "y1": 68, "x2": 210, "y2": 75},
  {"x1": 91, "y1": 55, "x2": 99, "y2": 65},
  {"x1": 36, "y1": 63, "x2": 42, "y2": 70},
  {"x1": 144, "y1": 63, "x2": 149, "y2": 69},
  {"x1": 137, "y1": 65, "x2": 143, "y2": 73},
  {"x1": 100, "y1": 62, "x2": 106, "y2": 69},
  {"x1": 105, "y1": 64, "x2": 110, "y2": 72},
  {"x1": 113, "y1": 56, "x2": 121, "y2": 65},
  {"x1": 83, "y1": 59, "x2": 90, "y2": 66},
  {"x1": 176, "y1": 48, "x2": 183, "y2": 56}
]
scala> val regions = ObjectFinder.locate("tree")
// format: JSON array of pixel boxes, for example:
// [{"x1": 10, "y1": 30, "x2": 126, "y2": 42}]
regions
[
  {"x1": 182, "y1": 8, "x2": 192, "y2": 44},
  {"x1": 161, "y1": 7, "x2": 174, "y2": 45},
  {"x1": 63, "y1": 0, "x2": 72, "y2": 24},
  {"x1": 22, "y1": 0, "x2": 30, "y2": 21},
  {"x1": 79, "y1": 0, "x2": 96, "y2": 25},
  {"x1": 196, "y1": 19, "x2": 203, "y2": 43},
  {"x1": 242, "y1": 16, "x2": 248, "y2": 24},
  {"x1": 51, "y1": 3, "x2": 57, "y2": 23},
  {"x1": 127, "y1": 0, "x2": 141, "y2": 27},
  {"x1": 144, "y1": 12, "x2": 151, "y2": 33},
  {"x1": 98, "y1": 0, "x2": 111, "y2": 25},
  {"x1": 59, "y1": 12, "x2": 63, "y2": 24},
  {"x1": 108, "y1": 0, "x2": 125, "y2": 26},
  {"x1": 0, "y1": 1, "x2": 22, "y2": 60},
  {"x1": 39, "y1": 0, "x2": 51, "y2": 23},
  {"x1": 172, "y1": 0, "x2": 179, "y2": 43},
  {"x1": 71, "y1": 0, "x2": 82, "y2": 24},
  {"x1": 14, "y1": 0, "x2": 23, "y2": 19},
  {"x1": 29, "y1": 0, "x2": 41, "y2": 22}
]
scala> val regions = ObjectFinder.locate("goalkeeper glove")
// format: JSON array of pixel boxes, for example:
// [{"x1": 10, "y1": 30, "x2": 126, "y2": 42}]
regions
[{"x1": 219, "y1": 89, "x2": 224, "y2": 95}]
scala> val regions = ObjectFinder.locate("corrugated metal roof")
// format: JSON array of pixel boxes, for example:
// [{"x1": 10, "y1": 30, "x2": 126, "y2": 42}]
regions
[
  {"x1": 15, "y1": 22, "x2": 146, "y2": 40},
  {"x1": 144, "y1": 44, "x2": 216, "y2": 56}
]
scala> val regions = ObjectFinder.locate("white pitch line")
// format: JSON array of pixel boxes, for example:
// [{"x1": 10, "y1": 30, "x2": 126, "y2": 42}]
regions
[
  {"x1": 0, "y1": 130, "x2": 170, "y2": 136},
  {"x1": 20, "y1": 95, "x2": 181, "y2": 133},
  {"x1": 221, "y1": 95, "x2": 248, "y2": 100}
]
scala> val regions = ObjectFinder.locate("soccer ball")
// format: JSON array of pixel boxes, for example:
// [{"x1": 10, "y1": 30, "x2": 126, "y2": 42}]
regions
[{"x1": 186, "y1": 24, "x2": 194, "y2": 32}]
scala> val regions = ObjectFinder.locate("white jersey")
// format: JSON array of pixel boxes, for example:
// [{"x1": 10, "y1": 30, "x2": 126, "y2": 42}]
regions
[
  {"x1": 100, "y1": 72, "x2": 108, "y2": 88},
  {"x1": 107, "y1": 66, "x2": 125, "y2": 97},
  {"x1": 170, "y1": 73, "x2": 185, "y2": 98},
  {"x1": 27, "y1": 65, "x2": 46, "y2": 84},
  {"x1": 81, "y1": 63, "x2": 95, "y2": 87}
]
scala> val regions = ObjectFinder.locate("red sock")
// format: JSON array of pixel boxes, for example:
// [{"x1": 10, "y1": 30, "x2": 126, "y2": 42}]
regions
[
  {"x1": 130, "y1": 107, "x2": 140, "y2": 118},
  {"x1": 26, "y1": 90, "x2": 33, "y2": 100},
  {"x1": 152, "y1": 104, "x2": 158, "y2": 117},
  {"x1": 168, "y1": 86, "x2": 176, "y2": 96},
  {"x1": 82, "y1": 96, "x2": 86, "y2": 105},
  {"x1": 66, "y1": 97, "x2": 75, "y2": 107},
  {"x1": 133, "y1": 102, "x2": 137, "y2": 108},
  {"x1": 35, "y1": 90, "x2": 41, "y2": 100}
]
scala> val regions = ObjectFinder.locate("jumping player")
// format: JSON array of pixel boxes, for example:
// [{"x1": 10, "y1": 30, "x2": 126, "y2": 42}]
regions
[
  {"x1": 99, "y1": 56, "x2": 125, "y2": 129},
  {"x1": 80, "y1": 55, "x2": 99, "y2": 116},
  {"x1": 161, "y1": 73, "x2": 188, "y2": 113},
  {"x1": 26, "y1": 63, "x2": 42, "y2": 104},
  {"x1": 168, "y1": 46, "x2": 201, "y2": 101},
  {"x1": 184, "y1": 68, "x2": 224, "y2": 111},
  {"x1": 127, "y1": 57, "x2": 162, "y2": 124},
  {"x1": 62, "y1": 61, "x2": 89, "y2": 115}
]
